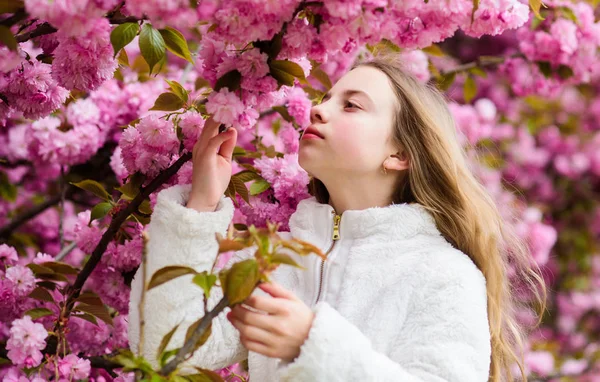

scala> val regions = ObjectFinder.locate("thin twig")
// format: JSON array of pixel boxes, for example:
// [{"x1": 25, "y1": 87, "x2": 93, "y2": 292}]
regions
[
  {"x1": 137, "y1": 232, "x2": 150, "y2": 356},
  {"x1": 55, "y1": 241, "x2": 77, "y2": 262},
  {"x1": 161, "y1": 296, "x2": 230, "y2": 376},
  {"x1": 59, "y1": 166, "x2": 66, "y2": 250},
  {"x1": 0, "y1": 188, "x2": 75, "y2": 241},
  {"x1": 440, "y1": 53, "x2": 525, "y2": 77}
]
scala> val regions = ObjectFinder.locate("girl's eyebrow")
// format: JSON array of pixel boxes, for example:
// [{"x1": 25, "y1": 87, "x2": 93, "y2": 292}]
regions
[{"x1": 323, "y1": 89, "x2": 375, "y2": 108}]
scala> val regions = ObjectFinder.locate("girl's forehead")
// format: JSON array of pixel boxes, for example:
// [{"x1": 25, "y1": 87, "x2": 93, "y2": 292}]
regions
[{"x1": 336, "y1": 66, "x2": 397, "y2": 111}]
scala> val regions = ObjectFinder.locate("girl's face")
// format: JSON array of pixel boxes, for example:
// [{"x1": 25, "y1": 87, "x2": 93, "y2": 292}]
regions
[{"x1": 298, "y1": 66, "x2": 399, "y2": 180}]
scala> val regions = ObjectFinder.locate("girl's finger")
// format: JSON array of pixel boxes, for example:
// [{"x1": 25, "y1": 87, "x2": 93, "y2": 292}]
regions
[
  {"x1": 238, "y1": 335, "x2": 276, "y2": 358},
  {"x1": 243, "y1": 294, "x2": 281, "y2": 314},
  {"x1": 258, "y1": 281, "x2": 298, "y2": 301},
  {"x1": 217, "y1": 127, "x2": 237, "y2": 160},
  {"x1": 229, "y1": 315, "x2": 274, "y2": 345},
  {"x1": 197, "y1": 117, "x2": 221, "y2": 147},
  {"x1": 230, "y1": 305, "x2": 276, "y2": 331},
  {"x1": 206, "y1": 129, "x2": 235, "y2": 153}
]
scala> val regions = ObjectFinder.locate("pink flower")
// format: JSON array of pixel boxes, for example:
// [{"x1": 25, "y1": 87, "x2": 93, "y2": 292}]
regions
[
  {"x1": 206, "y1": 88, "x2": 246, "y2": 127},
  {"x1": 0, "y1": 244, "x2": 18, "y2": 265},
  {"x1": 58, "y1": 354, "x2": 91, "y2": 380},
  {"x1": 285, "y1": 87, "x2": 311, "y2": 128},
  {"x1": 6, "y1": 316, "x2": 48, "y2": 367},
  {"x1": 3, "y1": 61, "x2": 69, "y2": 120},
  {"x1": 237, "y1": 48, "x2": 270, "y2": 78},
  {"x1": 179, "y1": 112, "x2": 205, "y2": 152},
  {"x1": 52, "y1": 18, "x2": 117, "y2": 91},
  {"x1": 5, "y1": 266, "x2": 36, "y2": 297},
  {"x1": 397, "y1": 50, "x2": 431, "y2": 83},
  {"x1": 525, "y1": 351, "x2": 555, "y2": 377},
  {"x1": 137, "y1": 115, "x2": 179, "y2": 153}
]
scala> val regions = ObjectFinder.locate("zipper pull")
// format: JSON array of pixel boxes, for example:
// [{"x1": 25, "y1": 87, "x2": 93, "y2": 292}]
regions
[{"x1": 332, "y1": 214, "x2": 341, "y2": 241}]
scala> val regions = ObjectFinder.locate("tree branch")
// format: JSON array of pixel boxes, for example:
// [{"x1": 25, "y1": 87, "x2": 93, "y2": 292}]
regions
[
  {"x1": 65, "y1": 152, "x2": 192, "y2": 307},
  {"x1": 161, "y1": 296, "x2": 230, "y2": 376},
  {"x1": 440, "y1": 53, "x2": 525, "y2": 77},
  {"x1": 0, "y1": 187, "x2": 75, "y2": 241}
]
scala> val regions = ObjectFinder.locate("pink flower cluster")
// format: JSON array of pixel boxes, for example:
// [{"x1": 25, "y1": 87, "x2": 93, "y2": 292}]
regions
[
  {"x1": 6, "y1": 316, "x2": 48, "y2": 368},
  {"x1": 239, "y1": 154, "x2": 311, "y2": 230},
  {"x1": 24, "y1": 0, "x2": 119, "y2": 37},
  {"x1": 119, "y1": 115, "x2": 180, "y2": 178},
  {"x1": 51, "y1": 18, "x2": 118, "y2": 92},
  {"x1": 0, "y1": 60, "x2": 69, "y2": 120}
]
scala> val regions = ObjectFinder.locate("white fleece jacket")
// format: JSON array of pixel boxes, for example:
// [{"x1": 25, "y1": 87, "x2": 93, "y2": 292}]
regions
[{"x1": 128, "y1": 184, "x2": 491, "y2": 381}]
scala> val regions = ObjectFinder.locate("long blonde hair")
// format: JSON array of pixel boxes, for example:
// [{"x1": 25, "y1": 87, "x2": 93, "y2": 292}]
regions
[{"x1": 309, "y1": 57, "x2": 547, "y2": 381}]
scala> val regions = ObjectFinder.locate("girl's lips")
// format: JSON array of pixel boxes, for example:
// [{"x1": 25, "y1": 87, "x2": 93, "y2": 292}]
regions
[{"x1": 301, "y1": 133, "x2": 324, "y2": 140}]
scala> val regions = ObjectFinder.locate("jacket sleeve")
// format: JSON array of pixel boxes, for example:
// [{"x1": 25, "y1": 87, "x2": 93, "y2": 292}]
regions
[
  {"x1": 276, "y1": 260, "x2": 491, "y2": 382},
  {"x1": 128, "y1": 184, "x2": 252, "y2": 373}
]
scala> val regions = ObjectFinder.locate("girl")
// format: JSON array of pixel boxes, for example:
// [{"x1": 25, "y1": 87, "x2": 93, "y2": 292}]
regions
[{"x1": 128, "y1": 57, "x2": 546, "y2": 381}]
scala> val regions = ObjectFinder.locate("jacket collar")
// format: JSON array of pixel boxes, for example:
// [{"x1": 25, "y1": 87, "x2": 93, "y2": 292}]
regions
[{"x1": 288, "y1": 196, "x2": 442, "y2": 248}]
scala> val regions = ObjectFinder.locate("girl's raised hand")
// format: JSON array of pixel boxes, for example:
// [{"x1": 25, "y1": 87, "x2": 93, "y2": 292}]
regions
[{"x1": 186, "y1": 117, "x2": 238, "y2": 212}]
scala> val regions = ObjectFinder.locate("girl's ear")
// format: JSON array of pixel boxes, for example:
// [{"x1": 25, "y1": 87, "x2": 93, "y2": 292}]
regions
[{"x1": 384, "y1": 150, "x2": 410, "y2": 172}]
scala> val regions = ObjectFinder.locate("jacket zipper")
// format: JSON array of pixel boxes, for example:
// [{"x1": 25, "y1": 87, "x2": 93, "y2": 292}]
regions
[{"x1": 314, "y1": 212, "x2": 341, "y2": 304}]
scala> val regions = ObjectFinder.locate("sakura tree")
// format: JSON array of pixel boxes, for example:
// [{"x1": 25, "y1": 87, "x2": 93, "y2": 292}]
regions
[{"x1": 0, "y1": 0, "x2": 599, "y2": 380}]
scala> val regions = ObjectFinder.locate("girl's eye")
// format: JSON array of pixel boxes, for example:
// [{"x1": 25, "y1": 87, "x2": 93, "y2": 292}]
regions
[{"x1": 344, "y1": 101, "x2": 358, "y2": 109}]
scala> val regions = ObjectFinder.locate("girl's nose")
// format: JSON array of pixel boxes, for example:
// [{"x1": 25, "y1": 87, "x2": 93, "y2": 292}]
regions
[{"x1": 310, "y1": 104, "x2": 327, "y2": 124}]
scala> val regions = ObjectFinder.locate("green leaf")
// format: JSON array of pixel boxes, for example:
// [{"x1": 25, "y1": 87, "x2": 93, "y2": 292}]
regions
[
  {"x1": 111, "y1": 351, "x2": 139, "y2": 370},
  {"x1": 42, "y1": 261, "x2": 78, "y2": 275},
  {"x1": 194, "y1": 77, "x2": 211, "y2": 91},
  {"x1": 214, "y1": 70, "x2": 242, "y2": 92},
  {"x1": 529, "y1": 0, "x2": 545, "y2": 20},
  {"x1": 463, "y1": 75, "x2": 477, "y2": 103},
  {"x1": 185, "y1": 320, "x2": 212, "y2": 352},
  {"x1": 234, "y1": 170, "x2": 262, "y2": 183},
  {"x1": 74, "y1": 291, "x2": 104, "y2": 306},
  {"x1": 117, "y1": 172, "x2": 145, "y2": 199},
  {"x1": 148, "y1": 266, "x2": 197, "y2": 289},
  {"x1": 217, "y1": 238, "x2": 246, "y2": 253},
  {"x1": 272, "y1": 105, "x2": 294, "y2": 123},
  {"x1": 270, "y1": 60, "x2": 305, "y2": 87},
  {"x1": 249, "y1": 179, "x2": 270, "y2": 196},
  {"x1": 28, "y1": 287, "x2": 55, "y2": 303},
  {"x1": 0, "y1": 0, "x2": 23, "y2": 14},
  {"x1": 192, "y1": 272, "x2": 218, "y2": 299},
  {"x1": 159, "y1": 26, "x2": 193, "y2": 63},
  {"x1": 157, "y1": 323, "x2": 180, "y2": 361},
  {"x1": 149, "y1": 92, "x2": 185, "y2": 111},
  {"x1": 70, "y1": 179, "x2": 112, "y2": 201},
  {"x1": 74, "y1": 303, "x2": 113, "y2": 326},
  {"x1": 225, "y1": 176, "x2": 249, "y2": 206},
  {"x1": 0, "y1": 171, "x2": 16, "y2": 202},
  {"x1": 468, "y1": 66, "x2": 488, "y2": 78},
  {"x1": 0, "y1": 25, "x2": 17, "y2": 51},
  {"x1": 110, "y1": 22, "x2": 139, "y2": 58},
  {"x1": 159, "y1": 347, "x2": 180, "y2": 368},
  {"x1": 421, "y1": 44, "x2": 445, "y2": 57},
  {"x1": 25, "y1": 308, "x2": 54, "y2": 320},
  {"x1": 189, "y1": 369, "x2": 225, "y2": 382},
  {"x1": 27, "y1": 263, "x2": 56, "y2": 276},
  {"x1": 310, "y1": 66, "x2": 332, "y2": 90},
  {"x1": 165, "y1": 79, "x2": 189, "y2": 103},
  {"x1": 223, "y1": 259, "x2": 259, "y2": 304},
  {"x1": 436, "y1": 72, "x2": 456, "y2": 91},
  {"x1": 117, "y1": 49, "x2": 130, "y2": 66},
  {"x1": 90, "y1": 202, "x2": 113, "y2": 223},
  {"x1": 270, "y1": 253, "x2": 304, "y2": 269},
  {"x1": 72, "y1": 313, "x2": 99, "y2": 326},
  {"x1": 139, "y1": 23, "x2": 166, "y2": 75},
  {"x1": 557, "y1": 65, "x2": 574, "y2": 80},
  {"x1": 536, "y1": 61, "x2": 552, "y2": 78}
]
